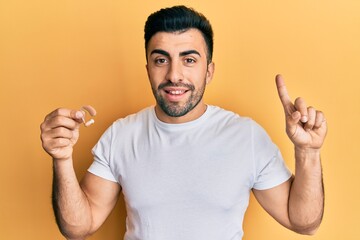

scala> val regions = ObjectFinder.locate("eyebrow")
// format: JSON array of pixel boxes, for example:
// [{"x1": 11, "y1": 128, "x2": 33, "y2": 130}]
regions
[
  {"x1": 150, "y1": 49, "x2": 170, "y2": 57},
  {"x1": 150, "y1": 49, "x2": 201, "y2": 58},
  {"x1": 179, "y1": 50, "x2": 201, "y2": 57}
]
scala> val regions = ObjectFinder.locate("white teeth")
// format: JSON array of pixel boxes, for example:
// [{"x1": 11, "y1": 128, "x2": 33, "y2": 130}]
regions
[{"x1": 169, "y1": 90, "x2": 184, "y2": 95}]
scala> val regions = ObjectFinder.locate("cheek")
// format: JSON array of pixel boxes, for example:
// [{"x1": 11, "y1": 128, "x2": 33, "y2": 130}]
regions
[
  {"x1": 147, "y1": 66, "x2": 158, "y2": 79},
  {"x1": 148, "y1": 66, "x2": 166, "y2": 78},
  {"x1": 148, "y1": 77, "x2": 158, "y2": 90},
  {"x1": 188, "y1": 67, "x2": 208, "y2": 84},
  {"x1": 148, "y1": 69, "x2": 164, "y2": 89}
]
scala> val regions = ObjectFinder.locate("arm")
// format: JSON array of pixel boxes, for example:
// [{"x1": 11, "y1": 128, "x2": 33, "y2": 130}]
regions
[
  {"x1": 41, "y1": 107, "x2": 120, "y2": 239},
  {"x1": 253, "y1": 75, "x2": 327, "y2": 235}
]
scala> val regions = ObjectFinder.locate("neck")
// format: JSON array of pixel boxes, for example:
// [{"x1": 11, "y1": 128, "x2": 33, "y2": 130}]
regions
[{"x1": 155, "y1": 102, "x2": 207, "y2": 124}]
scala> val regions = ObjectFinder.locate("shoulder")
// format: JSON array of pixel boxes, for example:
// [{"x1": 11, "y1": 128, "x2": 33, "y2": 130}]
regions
[
  {"x1": 110, "y1": 106, "x2": 154, "y2": 130},
  {"x1": 208, "y1": 105, "x2": 277, "y2": 142},
  {"x1": 201, "y1": 105, "x2": 267, "y2": 143},
  {"x1": 114, "y1": 106, "x2": 153, "y2": 125},
  {"x1": 98, "y1": 106, "x2": 154, "y2": 141},
  {"x1": 206, "y1": 105, "x2": 255, "y2": 128}
]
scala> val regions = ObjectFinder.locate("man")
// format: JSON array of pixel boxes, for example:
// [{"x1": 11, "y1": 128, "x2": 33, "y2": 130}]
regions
[{"x1": 40, "y1": 5, "x2": 327, "y2": 240}]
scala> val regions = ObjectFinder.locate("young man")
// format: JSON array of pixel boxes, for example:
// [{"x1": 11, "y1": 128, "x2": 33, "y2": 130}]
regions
[{"x1": 40, "y1": 5, "x2": 327, "y2": 240}]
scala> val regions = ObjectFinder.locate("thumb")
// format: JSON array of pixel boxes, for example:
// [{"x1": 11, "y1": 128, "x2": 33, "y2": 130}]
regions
[
  {"x1": 290, "y1": 111, "x2": 301, "y2": 123},
  {"x1": 71, "y1": 110, "x2": 85, "y2": 123},
  {"x1": 286, "y1": 111, "x2": 301, "y2": 135}
]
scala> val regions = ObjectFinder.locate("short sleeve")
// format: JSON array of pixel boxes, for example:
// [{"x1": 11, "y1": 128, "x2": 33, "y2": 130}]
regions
[
  {"x1": 88, "y1": 125, "x2": 118, "y2": 183},
  {"x1": 251, "y1": 121, "x2": 292, "y2": 190}
]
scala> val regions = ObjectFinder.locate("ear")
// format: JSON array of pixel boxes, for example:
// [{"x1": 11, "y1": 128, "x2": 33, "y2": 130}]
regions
[
  {"x1": 145, "y1": 64, "x2": 150, "y2": 79},
  {"x1": 206, "y1": 62, "x2": 215, "y2": 85}
]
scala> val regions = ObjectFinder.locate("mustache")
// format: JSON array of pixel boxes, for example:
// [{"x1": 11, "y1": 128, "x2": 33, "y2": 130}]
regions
[{"x1": 158, "y1": 82, "x2": 195, "y2": 91}]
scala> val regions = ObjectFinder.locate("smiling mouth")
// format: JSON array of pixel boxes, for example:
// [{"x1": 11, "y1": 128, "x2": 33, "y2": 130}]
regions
[
  {"x1": 158, "y1": 82, "x2": 194, "y2": 100},
  {"x1": 165, "y1": 89, "x2": 187, "y2": 95}
]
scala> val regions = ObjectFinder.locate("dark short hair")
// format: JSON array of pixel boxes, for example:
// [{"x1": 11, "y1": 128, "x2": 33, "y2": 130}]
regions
[{"x1": 144, "y1": 5, "x2": 214, "y2": 63}]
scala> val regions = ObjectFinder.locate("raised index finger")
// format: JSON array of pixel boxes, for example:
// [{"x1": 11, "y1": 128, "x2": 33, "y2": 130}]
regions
[{"x1": 275, "y1": 74, "x2": 293, "y2": 114}]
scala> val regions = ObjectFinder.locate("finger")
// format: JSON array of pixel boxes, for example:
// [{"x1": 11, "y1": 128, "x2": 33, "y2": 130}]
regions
[
  {"x1": 304, "y1": 107, "x2": 316, "y2": 130},
  {"x1": 41, "y1": 115, "x2": 80, "y2": 132},
  {"x1": 314, "y1": 110, "x2": 326, "y2": 128},
  {"x1": 44, "y1": 108, "x2": 84, "y2": 122},
  {"x1": 275, "y1": 74, "x2": 293, "y2": 115},
  {"x1": 285, "y1": 111, "x2": 301, "y2": 138},
  {"x1": 289, "y1": 110, "x2": 301, "y2": 124},
  {"x1": 82, "y1": 105, "x2": 97, "y2": 116},
  {"x1": 294, "y1": 97, "x2": 308, "y2": 123},
  {"x1": 46, "y1": 126, "x2": 74, "y2": 140},
  {"x1": 43, "y1": 138, "x2": 72, "y2": 152},
  {"x1": 40, "y1": 125, "x2": 76, "y2": 150}
]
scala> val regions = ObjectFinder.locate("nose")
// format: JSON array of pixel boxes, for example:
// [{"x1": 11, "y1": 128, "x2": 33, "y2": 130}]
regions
[{"x1": 165, "y1": 60, "x2": 183, "y2": 83}]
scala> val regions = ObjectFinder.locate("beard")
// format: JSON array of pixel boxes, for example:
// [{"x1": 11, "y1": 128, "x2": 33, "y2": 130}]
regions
[{"x1": 152, "y1": 79, "x2": 207, "y2": 118}]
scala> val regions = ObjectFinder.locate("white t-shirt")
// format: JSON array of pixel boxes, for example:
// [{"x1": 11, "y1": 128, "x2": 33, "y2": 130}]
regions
[{"x1": 89, "y1": 105, "x2": 291, "y2": 240}]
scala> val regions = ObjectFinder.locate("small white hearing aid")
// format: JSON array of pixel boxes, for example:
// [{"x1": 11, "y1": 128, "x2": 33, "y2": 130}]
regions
[{"x1": 81, "y1": 105, "x2": 96, "y2": 127}]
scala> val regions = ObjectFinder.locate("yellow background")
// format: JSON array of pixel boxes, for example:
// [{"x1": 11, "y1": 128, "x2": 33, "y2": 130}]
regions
[{"x1": 1, "y1": 0, "x2": 359, "y2": 239}]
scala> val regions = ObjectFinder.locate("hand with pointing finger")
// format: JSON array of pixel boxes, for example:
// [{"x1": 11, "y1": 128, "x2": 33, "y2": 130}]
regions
[{"x1": 275, "y1": 75, "x2": 327, "y2": 151}]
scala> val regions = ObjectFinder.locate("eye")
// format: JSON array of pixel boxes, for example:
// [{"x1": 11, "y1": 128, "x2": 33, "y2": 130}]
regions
[
  {"x1": 155, "y1": 58, "x2": 168, "y2": 65},
  {"x1": 184, "y1": 58, "x2": 196, "y2": 64}
]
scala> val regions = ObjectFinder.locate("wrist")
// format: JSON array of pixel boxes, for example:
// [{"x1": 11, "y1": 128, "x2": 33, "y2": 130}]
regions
[
  {"x1": 295, "y1": 146, "x2": 321, "y2": 154},
  {"x1": 294, "y1": 147, "x2": 322, "y2": 170},
  {"x1": 295, "y1": 146, "x2": 321, "y2": 155},
  {"x1": 52, "y1": 157, "x2": 74, "y2": 168}
]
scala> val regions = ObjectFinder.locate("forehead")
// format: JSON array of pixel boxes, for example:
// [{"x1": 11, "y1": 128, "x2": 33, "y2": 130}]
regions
[{"x1": 147, "y1": 28, "x2": 207, "y2": 55}]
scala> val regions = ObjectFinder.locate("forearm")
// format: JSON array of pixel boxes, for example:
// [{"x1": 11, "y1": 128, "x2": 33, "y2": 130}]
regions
[
  {"x1": 288, "y1": 147, "x2": 324, "y2": 234},
  {"x1": 52, "y1": 159, "x2": 92, "y2": 239}
]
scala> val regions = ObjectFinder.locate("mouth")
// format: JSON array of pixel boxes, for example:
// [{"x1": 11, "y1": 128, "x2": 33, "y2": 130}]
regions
[
  {"x1": 164, "y1": 89, "x2": 188, "y2": 95},
  {"x1": 157, "y1": 82, "x2": 194, "y2": 102},
  {"x1": 162, "y1": 87, "x2": 190, "y2": 101}
]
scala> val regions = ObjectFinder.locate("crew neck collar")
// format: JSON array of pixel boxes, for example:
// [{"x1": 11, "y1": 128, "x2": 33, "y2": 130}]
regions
[{"x1": 151, "y1": 105, "x2": 212, "y2": 130}]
